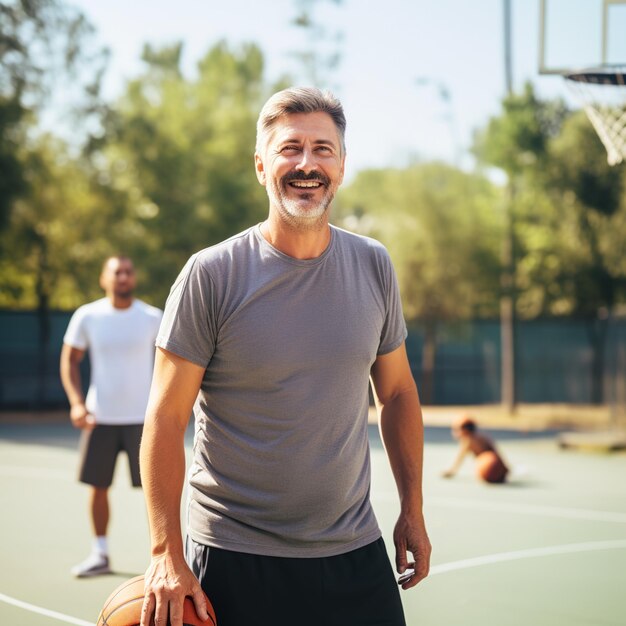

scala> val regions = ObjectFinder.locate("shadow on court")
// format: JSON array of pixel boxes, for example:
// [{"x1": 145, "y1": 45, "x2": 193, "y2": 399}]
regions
[
  {"x1": 1, "y1": 421, "x2": 625, "y2": 625},
  {"x1": 0, "y1": 422, "x2": 80, "y2": 450}
]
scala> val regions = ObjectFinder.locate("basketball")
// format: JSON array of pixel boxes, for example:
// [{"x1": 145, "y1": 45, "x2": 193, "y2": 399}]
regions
[
  {"x1": 475, "y1": 451, "x2": 508, "y2": 484},
  {"x1": 96, "y1": 574, "x2": 216, "y2": 626}
]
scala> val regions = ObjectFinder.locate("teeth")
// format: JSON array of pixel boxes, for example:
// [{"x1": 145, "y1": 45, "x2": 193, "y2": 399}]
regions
[{"x1": 291, "y1": 181, "x2": 321, "y2": 188}]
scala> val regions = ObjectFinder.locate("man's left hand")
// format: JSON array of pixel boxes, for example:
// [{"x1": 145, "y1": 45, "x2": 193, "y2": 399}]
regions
[{"x1": 393, "y1": 512, "x2": 431, "y2": 590}]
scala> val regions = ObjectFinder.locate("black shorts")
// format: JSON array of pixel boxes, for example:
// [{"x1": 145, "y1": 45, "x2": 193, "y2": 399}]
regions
[
  {"x1": 186, "y1": 537, "x2": 406, "y2": 626},
  {"x1": 78, "y1": 424, "x2": 143, "y2": 488}
]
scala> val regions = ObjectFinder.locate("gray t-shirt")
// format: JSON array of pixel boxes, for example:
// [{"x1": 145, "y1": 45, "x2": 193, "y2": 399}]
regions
[{"x1": 157, "y1": 224, "x2": 407, "y2": 557}]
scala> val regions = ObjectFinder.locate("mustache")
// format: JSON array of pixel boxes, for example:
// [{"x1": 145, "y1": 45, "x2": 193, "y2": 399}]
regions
[{"x1": 281, "y1": 170, "x2": 330, "y2": 187}]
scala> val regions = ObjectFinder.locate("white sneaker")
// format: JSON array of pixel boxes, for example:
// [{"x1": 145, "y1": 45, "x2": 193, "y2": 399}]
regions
[{"x1": 71, "y1": 552, "x2": 111, "y2": 578}]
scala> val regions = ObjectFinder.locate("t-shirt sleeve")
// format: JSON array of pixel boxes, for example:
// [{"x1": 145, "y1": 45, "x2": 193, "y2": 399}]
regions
[
  {"x1": 156, "y1": 255, "x2": 216, "y2": 368},
  {"x1": 377, "y1": 252, "x2": 408, "y2": 356},
  {"x1": 63, "y1": 307, "x2": 89, "y2": 350}
]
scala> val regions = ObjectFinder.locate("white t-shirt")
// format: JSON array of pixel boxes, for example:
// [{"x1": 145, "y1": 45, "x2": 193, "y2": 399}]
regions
[{"x1": 64, "y1": 298, "x2": 163, "y2": 424}]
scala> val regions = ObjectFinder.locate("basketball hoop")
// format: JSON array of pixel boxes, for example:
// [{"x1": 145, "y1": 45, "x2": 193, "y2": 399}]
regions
[{"x1": 564, "y1": 68, "x2": 626, "y2": 166}]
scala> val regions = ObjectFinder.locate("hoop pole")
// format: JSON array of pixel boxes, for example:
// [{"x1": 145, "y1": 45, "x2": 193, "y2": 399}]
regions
[
  {"x1": 538, "y1": 0, "x2": 547, "y2": 74},
  {"x1": 501, "y1": 0, "x2": 517, "y2": 413},
  {"x1": 603, "y1": 0, "x2": 609, "y2": 65},
  {"x1": 504, "y1": 0, "x2": 513, "y2": 93}
]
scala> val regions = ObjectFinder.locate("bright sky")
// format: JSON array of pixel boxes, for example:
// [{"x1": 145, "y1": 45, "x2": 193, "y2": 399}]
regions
[{"x1": 67, "y1": 0, "x2": 624, "y2": 180}]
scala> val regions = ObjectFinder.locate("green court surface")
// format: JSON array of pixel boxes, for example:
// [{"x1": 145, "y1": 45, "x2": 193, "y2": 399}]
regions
[{"x1": 1, "y1": 422, "x2": 625, "y2": 625}]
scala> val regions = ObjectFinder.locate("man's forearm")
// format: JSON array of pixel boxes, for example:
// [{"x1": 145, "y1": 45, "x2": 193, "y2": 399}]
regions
[
  {"x1": 60, "y1": 359, "x2": 85, "y2": 407},
  {"x1": 377, "y1": 385, "x2": 431, "y2": 586},
  {"x1": 138, "y1": 349, "x2": 208, "y2": 626},
  {"x1": 377, "y1": 388, "x2": 425, "y2": 512},
  {"x1": 140, "y1": 412, "x2": 188, "y2": 558}
]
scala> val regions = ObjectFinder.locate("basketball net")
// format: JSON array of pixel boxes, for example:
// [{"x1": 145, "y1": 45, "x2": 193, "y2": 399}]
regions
[{"x1": 565, "y1": 68, "x2": 626, "y2": 166}]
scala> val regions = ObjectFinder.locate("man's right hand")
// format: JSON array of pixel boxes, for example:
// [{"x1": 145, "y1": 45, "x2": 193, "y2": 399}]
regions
[
  {"x1": 69, "y1": 403, "x2": 95, "y2": 429},
  {"x1": 140, "y1": 553, "x2": 210, "y2": 626}
]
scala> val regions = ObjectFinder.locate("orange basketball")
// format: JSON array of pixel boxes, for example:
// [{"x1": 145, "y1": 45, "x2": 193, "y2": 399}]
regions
[
  {"x1": 96, "y1": 574, "x2": 216, "y2": 626},
  {"x1": 475, "y1": 451, "x2": 508, "y2": 484}
]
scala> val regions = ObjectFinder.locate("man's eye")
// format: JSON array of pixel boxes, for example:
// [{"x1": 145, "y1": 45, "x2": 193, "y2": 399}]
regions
[{"x1": 281, "y1": 146, "x2": 300, "y2": 153}]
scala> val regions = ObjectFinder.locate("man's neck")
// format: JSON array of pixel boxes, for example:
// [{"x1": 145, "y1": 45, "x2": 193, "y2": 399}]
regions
[
  {"x1": 261, "y1": 216, "x2": 331, "y2": 260},
  {"x1": 107, "y1": 295, "x2": 134, "y2": 310}
]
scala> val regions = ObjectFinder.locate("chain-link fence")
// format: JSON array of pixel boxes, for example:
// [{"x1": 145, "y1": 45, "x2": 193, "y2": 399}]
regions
[
  {"x1": 606, "y1": 309, "x2": 626, "y2": 430},
  {"x1": 1, "y1": 309, "x2": 625, "y2": 411}
]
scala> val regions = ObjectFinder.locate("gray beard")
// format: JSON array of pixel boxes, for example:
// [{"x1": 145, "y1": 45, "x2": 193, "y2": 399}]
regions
[{"x1": 267, "y1": 181, "x2": 334, "y2": 232}]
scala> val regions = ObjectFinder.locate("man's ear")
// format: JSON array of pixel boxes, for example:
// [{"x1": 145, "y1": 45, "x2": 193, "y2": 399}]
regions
[
  {"x1": 338, "y1": 153, "x2": 346, "y2": 187},
  {"x1": 254, "y1": 152, "x2": 266, "y2": 186}
]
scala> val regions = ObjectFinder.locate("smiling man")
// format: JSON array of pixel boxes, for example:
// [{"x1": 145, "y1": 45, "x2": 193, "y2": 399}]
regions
[
  {"x1": 259, "y1": 109, "x2": 343, "y2": 230},
  {"x1": 139, "y1": 87, "x2": 430, "y2": 626}
]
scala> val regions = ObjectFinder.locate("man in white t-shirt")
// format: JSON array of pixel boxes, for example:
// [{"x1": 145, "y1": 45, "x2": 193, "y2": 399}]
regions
[{"x1": 60, "y1": 255, "x2": 162, "y2": 577}]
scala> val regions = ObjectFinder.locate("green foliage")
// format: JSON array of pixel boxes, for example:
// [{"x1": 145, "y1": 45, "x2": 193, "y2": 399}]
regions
[
  {"x1": 473, "y1": 82, "x2": 568, "y2": 176},
  {"x1": 548, "y1": 112, "x2": 623, "y2": 215},
  {"x1": 474, "y1": 83, "x2": 626, "y2": 318},
  {"x1": 0, "y1": 96, "x2": 27, "y2": 229},
  {"x1": 0, "y1": 28, "x2": 288, "y2": 311},
  {"x1": 541, "y1": 112, "x2": 626, "y2": 314},
  {"x1": 98, "y1": 41, "x2": 272, "y2": 305},
  {"x1": 0, "y1": 0, "x2": 108, "y2": 121},
  {"x1": 0, "y1": 133, "x2": 116, "y2": 309},
  {"x1": 3, "y1": 0, "x2": 625, "y2": 328},
  {"x1": 0, "y1": 0, "x2": 109, "y2": 310},
  {"x1": 336, "y1": 162, "x2": 502, "y2": 322}
]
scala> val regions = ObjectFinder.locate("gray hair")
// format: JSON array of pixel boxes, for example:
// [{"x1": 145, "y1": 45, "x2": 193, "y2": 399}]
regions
[{"x1": 255, "y1": 86, "x2": 346, "y2": 154}]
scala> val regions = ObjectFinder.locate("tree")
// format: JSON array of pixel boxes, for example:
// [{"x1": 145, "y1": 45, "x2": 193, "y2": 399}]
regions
[
  {"x1": 99, "y1": 41, "x2": 276, "y2": 305},
  {"x1": 0, "y1": 0, "x2": 110, "y2": 302},
  {"x1": 0, "y1": 39, "x2": 285, "y2": 311},
  {"x1": 473, "y1": 82, "x2": 568, "y2": 177},
  {"x1": 0, "y1": 133, "x2": 126, "y2": 308},
  {"x1": 505, "y1": 111, "x2": 626, "y2": 319},
  {"x1": 0, "y1": 0, "x2": 107, "y2": 228},
  {"x1": 0, "y1": 0, "x2": 108, "y2": 120},
  {"x1": 0, "y1": 132, "x2": 121, "y2": 405},
  {"x1": 0, "y1": 96, "x2": 26, "y2": 231},
  {"x1": 473, "y1": 82, "x2": 569, "y2": 410},
  {"x1": 544, "y1": 112, "x2": 626, "y2": 402},
  {"x1": 0, "y1": 1, "x2": 108, "y2": 405},
  {"x1": 336, "y1": 162, "x2": 501, "y2": 402},
  {"x1": 474, "y1": 83, "x2": 626, "y2": 403}
]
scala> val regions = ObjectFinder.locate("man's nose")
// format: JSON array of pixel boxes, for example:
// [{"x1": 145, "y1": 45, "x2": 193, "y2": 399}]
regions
[{"x1": 294, "y1": 148, "x2": 317, "y2": 173}]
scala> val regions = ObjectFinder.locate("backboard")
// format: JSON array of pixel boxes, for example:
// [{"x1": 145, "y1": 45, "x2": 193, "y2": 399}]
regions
[
  {"x1": 539, "y1": 0, "x2": 626, "y2": 75},
  {"x1": 539, "y1": 0, "x2": 626, "y2": 165}
]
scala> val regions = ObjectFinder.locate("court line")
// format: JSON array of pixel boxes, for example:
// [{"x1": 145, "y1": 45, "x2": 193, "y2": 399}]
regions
[
  {"x1": 429, "y1": 539, "x2": 626, "y2": 576},
  {"x1": 0, "y1": 592, "x2": 93, "y2": 626},
  {"x1": 3, "y1": 546, "x2": 624, "y2": 625},
  {"x1": 371, "y1": 492, "x2": 626, "y2": 524},
  {"x1": 429, "y1": 496, "x2": 626, "y2": 524}
]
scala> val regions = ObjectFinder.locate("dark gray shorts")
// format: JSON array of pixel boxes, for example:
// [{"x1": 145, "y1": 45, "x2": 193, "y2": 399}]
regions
[
  {"x1": 186, "y1": 536, "x2": 406, "y2": 626},
  {"x1": 78, "y1": 424, "x2": 143, "y2": 488}
]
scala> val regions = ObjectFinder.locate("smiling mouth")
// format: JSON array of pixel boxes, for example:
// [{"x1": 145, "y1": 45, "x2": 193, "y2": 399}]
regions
[
  {"x1": 283, "y1": 169, "x2": 330, "y2": 192},
  {"x1": 288, "y1": 180, "x2": 324, "y2": 189}
]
